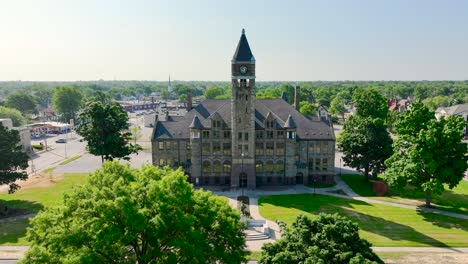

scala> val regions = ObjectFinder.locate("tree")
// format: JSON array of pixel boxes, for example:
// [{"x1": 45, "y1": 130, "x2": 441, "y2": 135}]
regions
[
  {"x1": 21, "y1": 162, "x2": 247, "y2": 264},
  {"x1": 280, "y1": 84, "x2": 294, "y2": 104},
  {"x1": 338, "y1": 115, "x2": 393, "y2": 181},
  {"x1": 384, "y1": 101, "x2": 468, "y2": 207},
  {"x1": 0, "y1": 123, "x2": 29, "y2": 194},
  {"x1": 352, "y1": 89, "x2": 388, "y2": 119},
  {"x1": 329, "y1": 95, "x2": 346, "y2": 120},
  {"x1": 204, "y1": 86, "x2": 226, "y2": 99},
  {"x1": 5, "y1": 91, "x2": 37, "y2": 115},
  {"x1": 0, "y1": 106, "x2": 28, "y2": 126},
  {"x1": 259, "y1": 214, "x2": 382, "y2": 264},
  {"x1": 299, "y1": 101, "x2": 317, "y2": 117},
  {"x1": 52, "y1": 86, "x2": 83, "y2": 122},
  {"x1": 76, "y1": 99, "x2": 141, "y2": 162}
]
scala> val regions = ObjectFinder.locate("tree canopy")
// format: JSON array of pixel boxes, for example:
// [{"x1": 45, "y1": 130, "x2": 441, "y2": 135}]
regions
[
  {"x1": 384, "y1": 101, "x2": 468, "y2": 207},
  {"x1": 352, "y1": 89, "x2": 388, "y2": 120},
  {"x1": 0, "y1": 123, "x2": 29, "y2": 194},
  {"x1": 259, "y1": 214, "x2": 383, "y2": 264},
  {"x1": 0, "y1": 106, "x2": 28, "y2": 127},
  {"x1": 338, "y1": 116, "x2": 393, "y2": 181},
  {"x1": 52, "y1": 86, "x2": 83, "y2": 122},
  {"x1": 21, "y1": 162, "x2": 247, "y2": 264},
  {"x1": 76, "y1": 98, "x2": 141, "y2": 162},
  {"x1": 299, "y1": 101, "x2": 317, "y2": 117},
  {"x1": 5, "y1": 91, "x2": 37, "y2": 115}
]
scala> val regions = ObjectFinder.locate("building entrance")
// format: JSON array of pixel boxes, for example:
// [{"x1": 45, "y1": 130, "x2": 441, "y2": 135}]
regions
[{"x1": 239, "y1": 172, "x2": 248, "y2": 188}]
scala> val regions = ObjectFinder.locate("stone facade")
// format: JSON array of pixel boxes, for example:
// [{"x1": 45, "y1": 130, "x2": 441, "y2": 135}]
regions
[{"x1": 151, "y1": 30, "x2": 335, "y2": 188}]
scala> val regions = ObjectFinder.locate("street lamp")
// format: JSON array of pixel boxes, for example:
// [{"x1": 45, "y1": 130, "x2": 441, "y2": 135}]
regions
[{"x1": 241, "y1": 152, "x2": 245, "y2": 197}]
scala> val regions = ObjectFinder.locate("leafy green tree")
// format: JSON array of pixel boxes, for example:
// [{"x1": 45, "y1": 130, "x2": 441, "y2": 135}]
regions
[
  {"x1": 76, "y1": 99, "x2": 141, "y2": 162},
  {"x1": 178, "y1": 94, "x2": 187, "y2": 103},
  {"x1": 338, "y1": 115, "x2": 393, "y2": 181},
  {"x1": 32, "y1": 88, "x2": 53, "y2": 108},
  {"x1": 0, "y1": 106, "x2": 28, "y2": 126},
  {"x1": 52, "y1": 86, "x2": 83, "y2": 122},
  {"x1": 204, "y1": 86, "x2": 226, "y2": 99},
  {"x1": 259, "y1": 214, "x2": 382, "y2": 264},
  {"x1": 299, "y1": 101, "x2": 317, "y2": 117},
  {"x1": 384, "y1": 101, "x2": 468, "y2": 207},
  {"x1": 329, "y1": 95, "x2": 346, "y2": 120},
  {"x1": 256, "y1": 87, "x2": 281, "y2": 99},
  {"x1": 353, "y1": 88, "x2": 388, "y2": 119},
  {"x1": 422, "y1": 95, "x2": 452, "y2": 111},
  {"x1": 5, "y1": 91, "x2": 37, "y2": 115},
  {"x1": 0, "y1": 123, "x2": 29, "y2": 194},
  {"x1": 21, "y1": 162, "x2": 247, "y2": 264}
]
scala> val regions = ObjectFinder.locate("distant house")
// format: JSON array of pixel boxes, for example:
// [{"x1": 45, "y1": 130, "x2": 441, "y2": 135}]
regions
[
  {"x1": 435, "y1": 103, "x2": 468, "y2": 139},
  {"x1": 388, "y1": 98, "x2": 411, "y2": 112}
]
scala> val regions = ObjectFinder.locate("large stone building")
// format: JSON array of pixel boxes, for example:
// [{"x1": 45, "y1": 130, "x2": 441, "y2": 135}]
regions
[{"x1": 152, "y1": 30, "x2": 335, "y2": 188}]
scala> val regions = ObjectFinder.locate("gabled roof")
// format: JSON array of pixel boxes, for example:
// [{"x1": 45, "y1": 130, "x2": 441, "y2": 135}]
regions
[
  {"x1": 153, "y1": 99, "x2": 334, "y2": 140},
  {"x1": 189, "y1": 115, "x2": 203, "y2": 129},
  {"x1": 284, "y1": 114, "x2": 296, "y2": 129},
  {"x1": 232, "y1": 29, "x2": 255, "y2": 62}
]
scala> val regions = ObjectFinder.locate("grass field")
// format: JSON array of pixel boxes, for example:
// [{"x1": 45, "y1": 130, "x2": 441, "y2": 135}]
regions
[
  {"x1": 259, "y1": 194, "x2": 468, "y2": 247},
  {"x1": 0, "y1": 173, "x2": 88, "y2": 212},
  {"x1": 0, "y1": 174, "x2": 89, "y2": 245},
  {"x1": 341, "y1": 174, "x2": 468, "y2": 215}
]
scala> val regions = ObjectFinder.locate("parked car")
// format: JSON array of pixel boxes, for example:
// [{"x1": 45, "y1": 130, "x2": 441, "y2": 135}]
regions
[{"x1": 55, "y1": 138, "x2": 67, "y2": 143}]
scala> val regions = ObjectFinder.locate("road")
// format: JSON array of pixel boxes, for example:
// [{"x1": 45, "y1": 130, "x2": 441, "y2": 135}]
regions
[{"x1": 29, "y1": 132, "x2": 87, "y2": 174}]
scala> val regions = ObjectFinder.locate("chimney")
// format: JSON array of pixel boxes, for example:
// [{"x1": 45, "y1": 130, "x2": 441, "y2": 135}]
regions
[
  {"x1": 187, "y1": 89, "x2": 193, "y2": 111},
  {"x1": 294, "y1": 85, "x2": 300, "y2": 111}
]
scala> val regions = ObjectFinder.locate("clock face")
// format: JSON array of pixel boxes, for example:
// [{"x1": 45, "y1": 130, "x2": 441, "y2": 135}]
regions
[{"x1": 239, "y1": 65, "x2": 248, "y2": 74}]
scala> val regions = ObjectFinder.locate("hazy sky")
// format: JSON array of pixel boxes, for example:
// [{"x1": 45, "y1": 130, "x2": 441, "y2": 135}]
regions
[{"x1": 1, "y1": 0, "x2": 468, "y2": 81}]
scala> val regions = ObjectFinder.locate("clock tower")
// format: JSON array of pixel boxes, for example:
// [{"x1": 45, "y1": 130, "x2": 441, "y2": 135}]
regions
[{"x1": 231, "y1": 29, "x2": 256, "y2": 189}]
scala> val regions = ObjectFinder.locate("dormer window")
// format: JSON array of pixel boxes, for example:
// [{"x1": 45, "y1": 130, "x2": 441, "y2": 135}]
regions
[
  {"x1": 287, "y1": 131, "x2": 296, "y2": 139},
  {"x1": 266, "y1": 120, "x2": 275, "y2": 129},
  {"x1": 212, "y1": 120, "x2": 222, "y2": 128}
]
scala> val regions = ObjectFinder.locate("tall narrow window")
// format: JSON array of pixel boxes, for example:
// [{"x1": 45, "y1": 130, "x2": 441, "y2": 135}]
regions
[
  {"x1": 322, "y1": 158, "x2": 328, "y2": 171},
  {"x1": 223, "y1": 143, "x2": 231, "y2": 155},
  {"x1": 202, "y1": 143, "x2": 210, "y2": 155},
  {"x1": 256, "y1": 160, "x2": 264, "y2": 173},
  {"x1": 202, "y1": 161, "x2": 211, "y2": 174},
  {"x1": 159, "y1": 142, "x2": 164, "y2": 150},
  {"x1": 223, "y1": 161, "x2": 231, "y2": 173},
  {"x1": 276, "y1": 160, "x2": 284, "y2": 173},
  {"x1": 213, "y1": 160, "x2": 222, "y2": 173},
  {"x1": 276, "y1": 143, "x2": 284, "y2": 155},
  {"x1": 213, "y1": 142, "x2": 221, "y2": 154}
]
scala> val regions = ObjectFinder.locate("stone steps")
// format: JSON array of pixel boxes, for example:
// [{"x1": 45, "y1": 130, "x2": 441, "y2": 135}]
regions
[{"x1": 245, "y1": 229, "x2": 270, "y2": 241}]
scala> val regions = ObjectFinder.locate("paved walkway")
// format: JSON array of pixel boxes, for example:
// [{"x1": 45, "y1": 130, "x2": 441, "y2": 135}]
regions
[
  {"x1": 0, "y1": 213, "x2": 36, "y2": 223},
  {"x1": 211, "y1": 174, "x2": 468, "y2": 251}
]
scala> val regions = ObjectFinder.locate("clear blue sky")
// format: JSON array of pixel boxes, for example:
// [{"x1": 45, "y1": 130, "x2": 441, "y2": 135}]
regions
[{"x1": 1, "y1": 0, "x2": 467, "y2": 81}]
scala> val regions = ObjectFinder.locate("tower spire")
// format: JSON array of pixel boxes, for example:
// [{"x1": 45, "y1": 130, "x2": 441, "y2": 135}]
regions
[{"x1": 232, "y1": 28, "x2": 255, "y2": 62}]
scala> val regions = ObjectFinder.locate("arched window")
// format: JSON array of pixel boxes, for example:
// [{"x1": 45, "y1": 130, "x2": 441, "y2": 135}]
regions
[
  {"x1": 256, "y1": 160, "x2": 264, "y2": 173},
  {"x1": 223, "y1": 160, "x2": 231, "y2": 173},
  {"x1": 276, "y1": 160, "x2": 284, "y2": 173},
  {"x1": 213, "y1": 160, "x2": 222, "y2": 173},
  {"x1": 266, "y1": 160, "x2": 274, "y2": 174},
  {"x1": 202, "y1": 161, "x2": 211, "y2": 174}
]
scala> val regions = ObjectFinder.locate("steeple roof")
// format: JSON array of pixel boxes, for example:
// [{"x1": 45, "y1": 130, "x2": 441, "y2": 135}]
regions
[
  {"x1": 232, "y1": 29, "x2": 255, "y2": 62},
  {"x1": 284, "y1": 114, "x2": 297, "y2": 129},
  {"x1": 189, "y1": 115, "x2": 203, "y2": 129}
]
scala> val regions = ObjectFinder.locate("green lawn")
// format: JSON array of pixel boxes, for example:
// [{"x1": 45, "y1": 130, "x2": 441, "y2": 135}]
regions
[
  {"x1": 0, "y1": 173, "x2": 88, "y2": 212},
  {"x1": 0, "y1": 174, "x2": 88, "y2": 245},
  {"x1": 341, "y1": 174, "x2": 468, "y2": 215},
  {"x1": 259, "y1": 194, "x2": 468, "y2": 247},
  {"x1": 0, "y1": 219, "x2": 30, "y2": 245},
  {"x1": 247, "y1": 251, "x2": 425, "y2": 262}
]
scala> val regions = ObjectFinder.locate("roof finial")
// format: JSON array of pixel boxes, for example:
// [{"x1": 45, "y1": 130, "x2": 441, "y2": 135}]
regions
[{"x1": 242, "y1": 28, "x2": 245, "y2": 34}]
